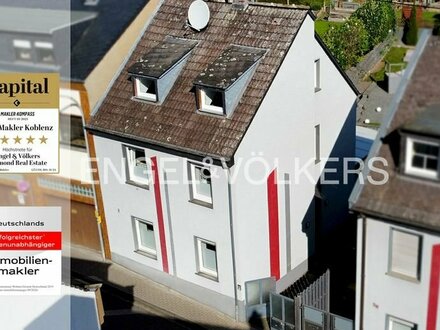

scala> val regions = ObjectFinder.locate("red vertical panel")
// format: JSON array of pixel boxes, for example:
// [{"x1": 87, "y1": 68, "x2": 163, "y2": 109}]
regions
[
  {"x1": 151, "y1": 156, "x2": 169, "y2": 273},
  {"x1": 427, "y1": 244, "x2": 440, "y2": 330},
  {"x1": 267, "y1": 169, "x2": 280, "y2": 280}
]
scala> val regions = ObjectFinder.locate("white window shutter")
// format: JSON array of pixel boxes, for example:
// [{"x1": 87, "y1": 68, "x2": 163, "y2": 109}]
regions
[{"x1": 390, "y1": 230, "x2": 420, "y2": 279}]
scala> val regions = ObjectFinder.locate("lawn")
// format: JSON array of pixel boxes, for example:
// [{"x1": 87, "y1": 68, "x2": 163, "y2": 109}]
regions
[
  {"x1": 315, "y1": 20, "x2": 343, "y2": 38},
  {"x1": 371, "y1": 47, "x2": 408, "y2": 82}
]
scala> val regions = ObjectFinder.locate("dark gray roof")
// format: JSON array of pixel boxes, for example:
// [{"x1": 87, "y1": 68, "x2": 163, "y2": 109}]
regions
[
  {"x1": 88, "y1": 0, "x2": 309, "y2": 161},
  {"x1": 351, "y1": 33, "x2": 440, "y2": 232},
  {"x1": 128, "y1": 37, "x2": 198, "y2": 79},
  {"x1": 0, "y1": 0, "x2": 148, "y2": 81},
  {"x1": 194, "y1": 45, "x2": 266, "y2": 90},
  {"x1": 402, "y1": 104, "x2": 440, "y2": 138},
  {"x1": 0, "y1": 7, "x2": 96, "y2": 34}
]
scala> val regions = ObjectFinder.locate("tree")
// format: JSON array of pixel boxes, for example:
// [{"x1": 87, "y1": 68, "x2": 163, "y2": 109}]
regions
[
  {"x1": 323, "y1": 17, "x2": 369, "y2": 69},
  {"x1": 352, "y1": 0, "x2": 396, "y2": 49},
  {"x1": 402, "y1": 5, "x2": 418, "y2": 45}
]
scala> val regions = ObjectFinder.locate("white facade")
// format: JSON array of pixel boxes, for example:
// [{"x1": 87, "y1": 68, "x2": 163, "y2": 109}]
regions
[
  {"x1": 355, "y1": 217, "x2": 440, "y2": 330},
  {"x1": 93, "y1": 14, "x2": 357, "y2": 320}
]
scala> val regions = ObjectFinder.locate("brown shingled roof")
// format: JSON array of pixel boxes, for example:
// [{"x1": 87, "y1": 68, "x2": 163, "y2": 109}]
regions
[
  {"x1": 87, "y1": 0, "x2": 308, "y2": 161},
  {"x1": 352, "y1": 35, "x2": 440, "y2": 232}
]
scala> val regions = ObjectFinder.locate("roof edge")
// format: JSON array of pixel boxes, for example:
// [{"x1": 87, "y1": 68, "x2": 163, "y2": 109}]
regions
[{"x1": 86, "y1": 124, "x2": 235, "y2": 167}]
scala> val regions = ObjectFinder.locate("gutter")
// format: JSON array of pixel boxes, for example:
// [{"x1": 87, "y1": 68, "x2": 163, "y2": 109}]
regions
[{"x1": 222, "y1": 161, "x2": 239, "y2": 321}]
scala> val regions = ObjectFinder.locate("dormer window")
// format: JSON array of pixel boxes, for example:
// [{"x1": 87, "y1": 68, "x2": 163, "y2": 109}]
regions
[
  {"x1": 401, "y1": 105, "x2": 440, "y2": 181},
  {"x1": 197, "y1": 88, "x2": 225, "y2": 115},
  {"x1": 405, "y1": 137, "x2": 439, "y2": 180},
  {"x1": 194, "y1": 45, "x2": 266, "y2": 117},
  {"x1": 133, "y1": 77, "x2": 157, "y2": 102},
  {"x1": 128, "y1": 37, "x2": 197, "y2": 104}
]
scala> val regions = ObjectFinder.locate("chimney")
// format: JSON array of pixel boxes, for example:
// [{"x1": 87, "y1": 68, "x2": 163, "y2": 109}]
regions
[{"x1": 232, "y1": 0, "x2": 249, "y2": 10}]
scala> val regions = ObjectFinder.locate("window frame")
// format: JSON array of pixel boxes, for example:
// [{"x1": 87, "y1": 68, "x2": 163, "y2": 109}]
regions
[
  {"x1": 188, "y1": 161, "x2": 213, "y2": 207},
  {"x1": 404, "y1": 136, "x2": 440, "y2": 180},
  {"x1": 34, "y1": 41, "x2": 55, "y2": 64},
  {"x1": 388, "y1": 228, "x2": 422, "y2": 281},
  {"x1": 123, "y1": 145, "x2": 150, "y2": 188},
  {"x1": 195, "y1": 237, "x2": 218, "y2": 280},
  {"x1": 315, "y1": 124, "x2": 321, "y2": 164},
  {"x1": 132, "y1": 216, "x2": 157, "y2": 258},
  {"x1": 13, "y1": 39, "x2": 32, "y2": 63},
  {"x1": 133, "y1": 76, "x2": 158, "y2": 102},
  {"x1": 387, "y1": 315, "x2": 417, "y2": 330},
  {"x1": 314, "y1": 58, "x2": 321, "y2": 92},
  {"x1": 197, "y1": 87, "x2": 225, "y2": 115}
]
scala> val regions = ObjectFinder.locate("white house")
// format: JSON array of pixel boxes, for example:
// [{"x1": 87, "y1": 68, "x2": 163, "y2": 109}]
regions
[
  {"x1": 86, "y1": 0, "x2": 358, "y2": 321},
  {"x1": 350, "y1": 30, "x2": 440, "y2": 330}
]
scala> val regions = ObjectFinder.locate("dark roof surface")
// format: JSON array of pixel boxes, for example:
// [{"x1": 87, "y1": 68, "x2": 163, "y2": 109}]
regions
[
  {"x1": 402, "y1": 104, "x2": 440, "y2": 138},
  {"x1": 0, "y1": 0, "x2": 148, "y2": 81},
  {"x1": 128, "y1": 37, "x2": 198, "y2": 78},
  {"x1": 352, "y1": 35, "x2": 440, "y2": 232},
  {"x1": 88, "y1": 0, "x2": 308, "y2": 160},
  {"x1": 194, "y1": 45, "x2": 266, "y2": 90}
]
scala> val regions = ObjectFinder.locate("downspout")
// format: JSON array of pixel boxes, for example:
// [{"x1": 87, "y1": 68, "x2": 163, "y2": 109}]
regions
[
  {"x1": 223, "y1": 161, "x2": 239, "y2": 321},
  {"x1": 359, "y1": 213, "x2": 367, "y2": 330}
]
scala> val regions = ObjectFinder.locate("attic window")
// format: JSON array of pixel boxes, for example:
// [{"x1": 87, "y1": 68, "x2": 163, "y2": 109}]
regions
[
  {"x1": 133, "y1": 77, "x2": 157, "y2": 102},
  {"x1": 405, "y1": 137, "x2": 439, "y2": 180},
  {"x1": 197, "y1": 88, "x2": 224, "y2": 115},
  {"x1": 127, "y1": 37, "x2": 198, "y2": 104},
  {"x1": 194, "y1": 45, "x2": 266, "y2": 117}
]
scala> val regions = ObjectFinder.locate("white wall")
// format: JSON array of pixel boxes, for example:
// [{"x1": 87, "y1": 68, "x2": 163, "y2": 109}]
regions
[
  {"x1": 233, "y1": 14, "x2": 357, "y2": 290},
  {"x1": 358, "y1": 217, "x2": 440, "y2": 329},
  {"x1": 93, "y1": 136, "x2": 235, "y2": 299}
]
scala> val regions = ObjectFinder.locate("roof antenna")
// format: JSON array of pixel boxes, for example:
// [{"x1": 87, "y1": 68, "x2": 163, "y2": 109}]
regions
[{"x1": 187, "y1": 0, "x2": 210, "y2": 31}]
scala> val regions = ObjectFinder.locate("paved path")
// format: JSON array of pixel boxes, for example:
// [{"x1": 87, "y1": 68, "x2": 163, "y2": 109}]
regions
[{"x1": 68, "y1": 246, "x2": 255, "y2": 330}]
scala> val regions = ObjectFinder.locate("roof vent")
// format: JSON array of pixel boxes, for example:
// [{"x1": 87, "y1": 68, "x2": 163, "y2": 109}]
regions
[
  {"x1": 188, "y1": 0, "x2": 210, "y2": 31},
  {"x1": 232, "y1": 0, "x2": 249, "y2": 10}
]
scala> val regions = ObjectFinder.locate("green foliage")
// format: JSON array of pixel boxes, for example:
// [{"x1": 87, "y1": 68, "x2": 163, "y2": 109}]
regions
[
  {"x1": 323, "y1": 17, "x2": 369, "y2": 69},
  {"x1": 402, "y1": 5, "x2": 418, "y2": 45},
  {"x1": 352, "y1": 0, "x2": 396, "y2": 48},
  {"x1": 434, "y1": 14, "x2": 440, "y2": 36},
  {"x1": 315, "y1": 20, "x2": 342, "y2": 38}
]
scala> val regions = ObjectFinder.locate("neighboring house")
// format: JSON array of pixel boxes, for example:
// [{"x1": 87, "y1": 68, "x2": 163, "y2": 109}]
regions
[
  {"x1": 350, "y1": 30, "x2": 440, "y2": 330},
  {"x1": 86, "y1": 0, "x2": 358, "y2": 321},
  {"x1": 0, "y1": 0, "x2": 157, "y2": 256}
]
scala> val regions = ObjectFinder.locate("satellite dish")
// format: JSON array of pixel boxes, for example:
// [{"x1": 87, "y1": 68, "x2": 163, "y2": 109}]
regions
[{"x1": 188, "y1": 0, "x2": 210, "y2": 31}]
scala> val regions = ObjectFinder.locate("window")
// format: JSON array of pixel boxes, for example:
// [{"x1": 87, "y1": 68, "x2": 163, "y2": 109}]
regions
[
  {"x1": 196, "y1": 237, "x2": 218, "y2": 279},
  {"x1": 133, "y1": 217, "x2": 156, "y2": 257},
  {"x1": 35, "y1": 42, "x2": 55, "y2": 64},
  {"x1": 388, "y1": 316, "x2": 417, "y2": 330},
  {"x1": 314, "y1": 59, "x2": 321, "y2": 92},
  {"x1": 133, "y1": 77, "x2": 157, "y2": 102},
  {"x1": 405, "y1": 137, "x2": 439, "y2": 180},
  {"x1": 315, "y1": 124, "x2": 321, "y2": 164},
  {"x1": 188, "y1": 162, "x2": 212, "y2": 205},
  {"x1": 198, "y1": 88, "x2": 224, "y2": 115},
  {"x1": 389, "y1": 228, "x2": 421, "y2": 280},
  {"x1": 13, "y1": 40, "x2": 32, "y2": 62},
  {"x1": 125, "y1": 146, "x2": 149, "y2": 186},
  {"x1": 60, "y1": 115, "x2": 85, "y2": 149}
]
